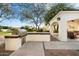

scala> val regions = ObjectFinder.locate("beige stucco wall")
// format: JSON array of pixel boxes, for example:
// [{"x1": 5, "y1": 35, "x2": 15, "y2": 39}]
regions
[
  {"x1": 49, "y1": 11, "x2": 79, "y2": 41},
  {"x1": 5, "y1": 38, "x2": 21, "y2": 50},
  {"x1": 26, "y1": 35, "x2": 50, "y2": 42}
]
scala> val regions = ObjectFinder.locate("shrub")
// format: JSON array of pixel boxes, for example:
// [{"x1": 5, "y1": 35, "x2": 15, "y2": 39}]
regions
[{"x1": 11, "y1": 28, "x2": 19, "y2": 35}]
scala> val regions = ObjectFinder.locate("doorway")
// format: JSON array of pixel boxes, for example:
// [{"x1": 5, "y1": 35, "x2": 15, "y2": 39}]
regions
[{"x1": 67, "y1": 20, "x2": 79, "y2": 41}]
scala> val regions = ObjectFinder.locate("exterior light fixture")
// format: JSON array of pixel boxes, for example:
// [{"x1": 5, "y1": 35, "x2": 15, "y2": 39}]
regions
[
  {"x1": 57, "y1": 17, "x2": 60, "y2": 21},
  {"x1": 71, "y1": 20, "x2": 75, "y2": 22}
]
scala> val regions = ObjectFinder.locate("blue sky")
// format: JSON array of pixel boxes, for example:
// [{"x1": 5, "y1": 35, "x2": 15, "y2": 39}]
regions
[
  {"x1": 0, "y1": 3, "x2": 33, "y2": 27},
  {"x1": 0, "y1": 3, "x2": 79, "y2": 27},
  {"x1": 0, "y1": 19, "x2": 27, "y2": 27},
  {"x1": 73, "y1": 4, "x2": 79, "y2": 9}
]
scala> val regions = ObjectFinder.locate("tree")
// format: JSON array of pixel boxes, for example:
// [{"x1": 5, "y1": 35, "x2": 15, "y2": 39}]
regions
[
  {"x1": 20, "y1": 4, "x2": 46, "y2": 31},
  {"x1": 0, "y1": 4, "x2": 13, "y2": 22},
  {"x1": 44, "y1": 3, "x2": 75, "y2": 25}
]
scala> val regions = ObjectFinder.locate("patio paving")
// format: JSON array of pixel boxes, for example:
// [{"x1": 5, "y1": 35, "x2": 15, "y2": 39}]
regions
[
  {"x1": 45, "y1": 49, "x2": 79, "y2": 56},
  {"x1": 44, "y1": 41, "x2": 79, "y2": 50},
  {"x1": 10, "y1": 42, "x2": 45, "y2": 56},
  {"x1": 10, "y1": 41, "x2": 79, "y2": 56}
]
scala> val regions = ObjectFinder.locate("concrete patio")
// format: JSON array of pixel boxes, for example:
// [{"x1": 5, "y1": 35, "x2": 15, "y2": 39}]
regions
[
  {"x1": 10, "y1": 41, "x2": 79, "y2": 56},
  {"x1": 44, "y1": 41, "x2": 79, "y2": 50},
  {"x1": 10, "y1": 42, "x2": 45, "y2": 56}
]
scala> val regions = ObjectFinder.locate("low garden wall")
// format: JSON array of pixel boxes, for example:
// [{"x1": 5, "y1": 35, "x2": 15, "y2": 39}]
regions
[{"x1": 26, "y1": 32, "x2": 50, "y2": 42}]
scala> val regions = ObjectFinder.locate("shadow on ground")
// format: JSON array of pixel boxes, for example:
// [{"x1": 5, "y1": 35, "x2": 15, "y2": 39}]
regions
[{"x1": 45, "y1": 49, "x2": 79, "y2": 56}]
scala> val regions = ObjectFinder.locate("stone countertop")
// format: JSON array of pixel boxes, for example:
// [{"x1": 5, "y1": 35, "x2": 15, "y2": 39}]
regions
[{"x1": 5, "y1": 33, "x2": 27, "y2": 38}]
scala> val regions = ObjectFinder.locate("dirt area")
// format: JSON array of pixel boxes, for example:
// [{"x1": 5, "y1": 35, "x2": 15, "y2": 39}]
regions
[
  {"x1": 0, "y1": 44, "x2": 13, "y2": 56},
  {"x1": 45, "y1": 49, "x2": 79, "y2": 56}
]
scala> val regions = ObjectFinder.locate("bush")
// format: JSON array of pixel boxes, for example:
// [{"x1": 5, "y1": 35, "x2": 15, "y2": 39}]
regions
[
  {"x1": 11, "y1": 28, "x2": 19, "y2": 35},
  {"x1": 37, "y1": 28, "x2": 43, "y2": 32}
]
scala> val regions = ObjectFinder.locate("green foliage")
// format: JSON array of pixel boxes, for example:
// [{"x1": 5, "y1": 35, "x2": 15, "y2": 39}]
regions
[
  {"x1": 24, "y1": 26, "x2": 30, "y2": 32},
  {"x1": 0, "y1": 26, "x2": 12, "y2": 29},
  {"x1": 24, "y1": 25, "x2": 49, "y2": 32},
  {"x1": 10, "y1": 28, "x2": 19, "y2": 35},
  {"x1": 26, "y1": 27, "x2": 37, "y2": 32},
  {"x1": 0, "y1": 32, "x2": 12, "y2": 36},
  {"x1": 44, "y1": 3, "x2": 75, "y2": 25},
  {"x1": 36, "y1": 28, "x2": 43, "y2": 32}
]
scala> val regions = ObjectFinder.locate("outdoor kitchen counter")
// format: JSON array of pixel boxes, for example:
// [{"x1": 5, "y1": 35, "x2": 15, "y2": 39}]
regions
[
  {"x1": 5, "y1": 33, "x2": 27, "y2": 51},
  {"x1": 5, "y1": 33, "x2": 27, "y2": 38}
]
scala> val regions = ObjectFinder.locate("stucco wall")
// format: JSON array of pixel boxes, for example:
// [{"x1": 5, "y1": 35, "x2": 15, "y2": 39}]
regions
[
  {"x1": 5, "y1": 38, "x2": 21, "y2": 50},
  {"x1": 50, "y1": 11, "x2": 79, "y2": 41},
  {"x1": 26, "y1": 35, "x2": 50, "y2": 41}
]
